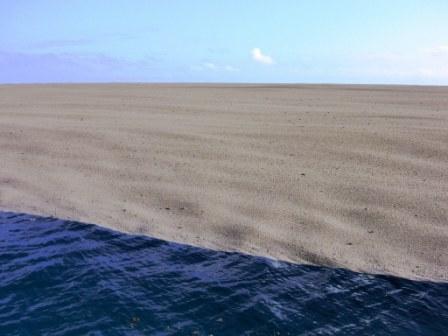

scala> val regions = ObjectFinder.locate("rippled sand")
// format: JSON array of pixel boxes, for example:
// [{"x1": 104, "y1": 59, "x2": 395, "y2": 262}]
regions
[{"x1": 1, "y1": 84, "x2": 447, "y2": 281}]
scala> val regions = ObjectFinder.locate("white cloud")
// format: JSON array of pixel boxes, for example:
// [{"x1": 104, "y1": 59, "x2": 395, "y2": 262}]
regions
[
  {"x1": 224, "y1": 65, "x2": 238, "y2": 72},
  {"x1": 339, "y1": 45, "x2": 448, "y2": 83},
  {"x1": 251, "y1": 48, "x2": 274, "y2": 65},
  {"x1": 204, "y1": 62, "x2": 217, "y2": 70},
  {"x1": 194, "y1": 62, "x2": 239, "y2": 72},
  {"x1": 426, "y1": 45, "x2": 448, "y2": 56}
]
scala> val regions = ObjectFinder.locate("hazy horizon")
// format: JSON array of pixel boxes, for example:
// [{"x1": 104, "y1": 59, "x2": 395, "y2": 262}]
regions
[{"x1": 1, "y1": 1, "x2": 448, "y2": 85}]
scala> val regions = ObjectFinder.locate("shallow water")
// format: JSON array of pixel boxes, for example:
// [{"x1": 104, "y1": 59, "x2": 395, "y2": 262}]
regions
[{"x1": 0, "y1": 212, "x2": 447, "y2": 335}]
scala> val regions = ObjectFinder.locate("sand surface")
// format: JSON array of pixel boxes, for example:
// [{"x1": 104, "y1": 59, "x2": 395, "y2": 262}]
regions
[{"x1": 1, "y1": 84, "x2": 447, "y2": 281}]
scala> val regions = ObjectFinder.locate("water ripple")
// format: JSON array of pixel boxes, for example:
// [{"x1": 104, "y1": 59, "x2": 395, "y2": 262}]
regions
[{"x1": 0, "y1": 212, "x2": 447, "y2": 335}]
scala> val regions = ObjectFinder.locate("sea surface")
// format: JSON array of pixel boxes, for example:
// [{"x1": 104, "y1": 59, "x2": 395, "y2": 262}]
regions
[{"x1": 0, "y1": 211, "x2": 447, "y2": 335}]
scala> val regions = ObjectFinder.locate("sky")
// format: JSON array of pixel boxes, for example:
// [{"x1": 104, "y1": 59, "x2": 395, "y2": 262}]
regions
[{"x1": 1, "y1": 0, "x2": 448, "y2": 84}]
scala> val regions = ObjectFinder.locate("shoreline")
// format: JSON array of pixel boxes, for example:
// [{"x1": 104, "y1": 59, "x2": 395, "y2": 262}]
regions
[{"x1": 1, "y1": 84, "x2": 447, "y2": 281}]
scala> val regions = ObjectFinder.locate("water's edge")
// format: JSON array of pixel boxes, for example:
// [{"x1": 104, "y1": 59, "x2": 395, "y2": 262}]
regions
[
  {"x1": 0, "y1": 207, "x2": 440, "y2": 283},
  {"x1": 1, "y1": 211, "x2": 447, "y2": 335}
]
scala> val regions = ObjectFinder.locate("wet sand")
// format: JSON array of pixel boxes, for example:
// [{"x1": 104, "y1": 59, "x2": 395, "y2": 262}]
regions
[{"x1": 1, "y1": 84, "x2": 447, "y2": 281}]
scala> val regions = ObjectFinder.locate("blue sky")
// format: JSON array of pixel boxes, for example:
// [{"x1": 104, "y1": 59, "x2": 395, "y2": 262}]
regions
[{"x1": 1, "y1": 0, "x2": 448, "y2": 84}]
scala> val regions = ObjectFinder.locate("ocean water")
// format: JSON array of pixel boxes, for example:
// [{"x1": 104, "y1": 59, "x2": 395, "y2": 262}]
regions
[{"x1": 0, "y1": 212, "x2": 447, "y2": 335}]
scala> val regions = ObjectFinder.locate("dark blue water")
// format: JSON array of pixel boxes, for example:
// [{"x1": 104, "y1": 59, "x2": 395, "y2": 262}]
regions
[{"x1": 0, "y1": 212, "x2": 447, "y2": 335}]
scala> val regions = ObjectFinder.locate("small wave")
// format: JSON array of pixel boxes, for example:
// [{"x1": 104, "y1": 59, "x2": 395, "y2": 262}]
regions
[{"x1": 0, "y1": 212, "x2": 447, "y2": 335}]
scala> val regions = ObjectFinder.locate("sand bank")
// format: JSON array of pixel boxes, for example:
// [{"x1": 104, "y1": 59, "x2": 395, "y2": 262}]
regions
[{"x1": 1, "y1": 84, "x2": 447, "y2": 281}]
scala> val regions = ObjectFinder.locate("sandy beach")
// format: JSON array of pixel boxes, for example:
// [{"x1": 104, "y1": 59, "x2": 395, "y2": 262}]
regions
[{"x1": 0, "y1": 84, "x2": 447, "y2": 281}]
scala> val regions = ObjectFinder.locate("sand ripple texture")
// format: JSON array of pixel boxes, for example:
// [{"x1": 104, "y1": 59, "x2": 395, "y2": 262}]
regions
[{"x1": 0, "y1": 84, "x2": 447, "y2": 280}]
